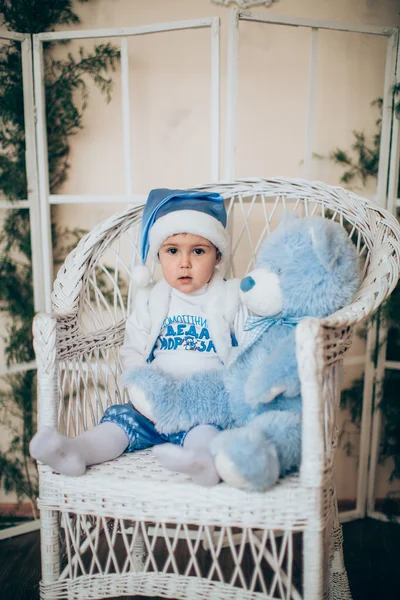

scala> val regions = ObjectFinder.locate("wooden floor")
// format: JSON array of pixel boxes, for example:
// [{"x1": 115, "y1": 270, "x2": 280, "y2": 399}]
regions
[{"x1": 0, "y1": 518, "x2": 399, "y2": 600}]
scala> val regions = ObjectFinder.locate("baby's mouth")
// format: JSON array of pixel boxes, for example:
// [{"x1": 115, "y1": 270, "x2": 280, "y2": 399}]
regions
[{"x1": 179, "y1": 275, "x2": 192, "y2": 281}]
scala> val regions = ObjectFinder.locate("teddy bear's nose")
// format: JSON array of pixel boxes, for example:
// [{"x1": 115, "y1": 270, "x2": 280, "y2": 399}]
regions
[{"x1": 240, "y1": 276, "x2": 255, "y2": 292}]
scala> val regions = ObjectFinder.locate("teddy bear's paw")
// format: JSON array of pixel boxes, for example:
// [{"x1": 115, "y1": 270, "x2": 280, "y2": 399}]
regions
[
  {"x1": 244, "y1": 386, "x2": 264, "y2": 408},
  {"x1": 211, "y1": 427, "x2": 280, "y2": 491},
  {"x1": 214, "y1": 452, "x2": 251, "y2": 489},
  {"x1": 128, "y1": 384, "x2": 155, "y2": 421},
  {"x1": 245, "y1": 375, "x2": 287, "y2": 407},
  {"x1": 244, "y1": 373, "x2": 273, "y2": 408},
  {"x1": 262, "y1": 384, "x2": 287, "y2": 404}
]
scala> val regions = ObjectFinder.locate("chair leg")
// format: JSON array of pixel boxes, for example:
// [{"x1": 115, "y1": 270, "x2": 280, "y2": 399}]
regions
[
  {"x1": 303, "y1": 528, "x2": 325, "y2": 600},
  {"x1": 127, "y1": 524, "x2": 145, "y2": 572},
  {"x1": 40, "y1": 509, "x2": 60, "y2": 587}
]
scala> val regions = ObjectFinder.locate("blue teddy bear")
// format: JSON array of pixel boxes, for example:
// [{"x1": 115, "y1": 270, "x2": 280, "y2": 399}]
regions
[{"x1": 126, "y1": 215, "x2": 360, "y2": 491}]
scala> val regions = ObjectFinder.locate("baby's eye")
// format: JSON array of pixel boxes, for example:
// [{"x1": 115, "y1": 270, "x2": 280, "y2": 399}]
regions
[
  {"x1": 193, "y1": 248, "x2": 205, "y2": 255},
  {"x1": 167, "y1": 248, "x2": 178, "y2": 255}
]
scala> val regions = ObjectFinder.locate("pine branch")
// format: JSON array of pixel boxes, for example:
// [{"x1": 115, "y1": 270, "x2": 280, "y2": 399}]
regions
[{"x1": 0, "y1": 0, "x2": 88, "y2": 34}]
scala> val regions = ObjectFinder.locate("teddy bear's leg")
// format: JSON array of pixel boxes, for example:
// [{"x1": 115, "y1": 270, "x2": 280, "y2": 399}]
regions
[
  {"x1": 29, "y1": 422, "x2": 129, "y2": 476},
  {"x1": 153, "y1": 424, "x2": 221, "y2": 486},
  {"x1": 211, "y1": 410, "x2": 301, "y2": 491}
]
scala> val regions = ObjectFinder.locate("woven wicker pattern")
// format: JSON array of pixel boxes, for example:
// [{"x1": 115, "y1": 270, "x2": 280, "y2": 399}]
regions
[{"x1": 34, "y1": 178, "x2": 400, "y2": 600}]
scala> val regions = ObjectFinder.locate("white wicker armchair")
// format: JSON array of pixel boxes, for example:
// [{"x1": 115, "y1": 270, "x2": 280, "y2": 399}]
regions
[{"x1": 33, "y1": 178, "x2": 400, "y2": 600}]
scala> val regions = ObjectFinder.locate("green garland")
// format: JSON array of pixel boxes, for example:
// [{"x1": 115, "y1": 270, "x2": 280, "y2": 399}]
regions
[{"x1": 0, "y1": 0, "x2": 120, "y2": 511}]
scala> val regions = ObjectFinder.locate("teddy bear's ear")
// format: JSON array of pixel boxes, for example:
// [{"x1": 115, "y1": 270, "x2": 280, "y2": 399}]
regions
[{"x1": 309, "y1": 220, "x2": 341, "y2": 272}]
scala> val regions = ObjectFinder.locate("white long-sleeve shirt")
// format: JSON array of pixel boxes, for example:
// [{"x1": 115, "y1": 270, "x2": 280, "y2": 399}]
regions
[{"x1": 120, "y1": 271, "x2": 247, "y2": 377}]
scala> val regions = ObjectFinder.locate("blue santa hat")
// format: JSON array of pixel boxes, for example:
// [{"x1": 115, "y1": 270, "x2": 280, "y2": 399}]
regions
[{"x1": 140, "y1": 188, "x2": 231, "y2": 272}]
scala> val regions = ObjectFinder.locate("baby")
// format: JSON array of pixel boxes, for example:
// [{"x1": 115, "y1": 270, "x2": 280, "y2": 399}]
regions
[{"x1": 30, "y1": 189, "x2": 246, "y2": 485}]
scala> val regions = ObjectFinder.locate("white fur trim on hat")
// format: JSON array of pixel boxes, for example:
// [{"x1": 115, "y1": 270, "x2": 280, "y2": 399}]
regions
[
  {"x1": 148, "y1": 210, "x2": 231, "y2": 269},
  {"x1": 131, "y1": 265, "x2": 152, "y2": 287}
]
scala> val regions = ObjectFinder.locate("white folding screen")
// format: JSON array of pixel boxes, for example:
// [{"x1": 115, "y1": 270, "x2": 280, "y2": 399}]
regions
[
  {"x1": 1, "y1": 9, "x2": 399, "y2": 529},
  {"x1": 367, "y1": 38, "x2": 400, "y2": 518},
  {"x1": 0, "y1": 31, "x2": 41, "y2": 540},
  {"x1": 1, "y1": 18, "x2": 220, "y2": 537},
  {"x1": 225, "y1": 9, "x2": 400, "y2": 522},
  {"x1": 0, "y1": 32, "x2": 41, "y2": 370}
]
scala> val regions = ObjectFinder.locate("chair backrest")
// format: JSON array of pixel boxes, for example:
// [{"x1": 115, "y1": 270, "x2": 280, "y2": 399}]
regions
[{"x1": 52, "y1": 178, "x2": 400, "y2": 436}]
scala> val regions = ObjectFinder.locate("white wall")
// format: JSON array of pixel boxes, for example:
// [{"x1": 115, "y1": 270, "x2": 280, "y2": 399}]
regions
[{"x1": 1, "y1": 0, "x2": 399, "y2": 504}]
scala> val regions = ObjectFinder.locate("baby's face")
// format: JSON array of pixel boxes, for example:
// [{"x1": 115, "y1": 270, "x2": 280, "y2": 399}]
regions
[{"x1": 159, "y1": 233, "x2": 220, "y2": 293}]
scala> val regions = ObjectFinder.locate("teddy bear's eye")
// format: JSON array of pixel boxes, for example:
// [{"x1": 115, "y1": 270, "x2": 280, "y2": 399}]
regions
[{"x1": 276, "y1": 268, "x2": 282, "y2": 275}]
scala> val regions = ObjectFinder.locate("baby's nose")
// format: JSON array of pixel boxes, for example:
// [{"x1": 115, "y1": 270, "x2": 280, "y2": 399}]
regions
[{"x1": 180, "y1": 254, "x2": 191, "y2": 267}]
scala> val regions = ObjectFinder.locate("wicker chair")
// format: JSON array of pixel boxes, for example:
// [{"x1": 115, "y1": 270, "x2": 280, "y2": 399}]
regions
[{"x1": 33, "y1": 178, "x2": 400, "y2": 600}]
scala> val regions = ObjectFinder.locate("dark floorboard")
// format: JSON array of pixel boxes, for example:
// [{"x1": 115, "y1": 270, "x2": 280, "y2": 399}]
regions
[
  {"x1": 0, "y1": 530, "x2": 41, "y2": 600},
  {"x1": 342, "y1": 519, "x2": 400, "y2": 600},
  {"x1": 0, "y1": 518, "x2": 398, "y2": 600}
]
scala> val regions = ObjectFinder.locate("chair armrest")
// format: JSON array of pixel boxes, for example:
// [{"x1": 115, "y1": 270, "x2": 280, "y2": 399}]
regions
[
  {"x1": 56, "y1": 318, "x2": 125, "y2": 361},
  {"x1": 296, "y1": 315, "x2": 356, "y2": 488},
  {"x1": 296, "y1": 318, "x2": 325, "y2": 487},
  {"x1": 33, "y1": 313, "x2": 58, "y2": 428},
  {"x1": 34, "y1": 312, "x2": 126, "y2": 430}
]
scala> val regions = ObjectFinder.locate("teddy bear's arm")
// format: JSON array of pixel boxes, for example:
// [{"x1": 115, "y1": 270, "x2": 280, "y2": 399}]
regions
[
  {"x1": 155, "y1": 369, "x2": 234, "y2": 433},
  {"x1": 245, "y1": 332, "x2": 301, "y2": 407},
  {"x1": 125, "y1": 366, "x2": 233, "y2": 434}
]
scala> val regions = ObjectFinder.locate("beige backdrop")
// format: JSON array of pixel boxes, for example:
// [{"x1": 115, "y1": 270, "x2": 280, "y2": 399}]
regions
[{"x1": 0, "y1": 0, "x2": 399, "y2": 505}]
